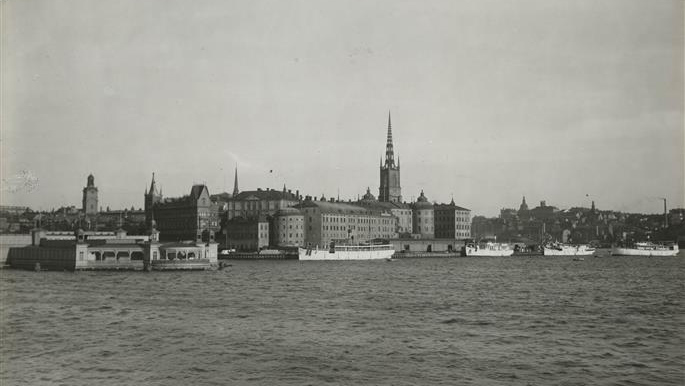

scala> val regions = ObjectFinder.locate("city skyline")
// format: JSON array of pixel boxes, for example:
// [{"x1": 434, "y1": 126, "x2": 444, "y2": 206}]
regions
[{"x1": 2, "y1": 0, "x2": 683, "y2": 217}]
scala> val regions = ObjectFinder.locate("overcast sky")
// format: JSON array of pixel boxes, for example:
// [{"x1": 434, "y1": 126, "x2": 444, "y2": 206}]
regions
[{"x1": 2, "y1": 0, "x2": 683, "y2": 216}]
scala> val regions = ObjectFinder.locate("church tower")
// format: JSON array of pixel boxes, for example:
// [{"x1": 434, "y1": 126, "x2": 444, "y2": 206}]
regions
[
  {"x1": 82, "y1": 174, "x2": 98, "y2": 216},
  {"x1": 379, "y1": 112, "x2": 402, "y2": 203},
  {"x1": 144, "y1": 172, "x2": 163, "y2": 228}
]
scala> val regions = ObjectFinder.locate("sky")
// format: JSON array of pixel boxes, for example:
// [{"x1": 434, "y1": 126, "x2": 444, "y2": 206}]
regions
[{"x1": 1, "y1": 0, "x2": 683, "y2": 217}]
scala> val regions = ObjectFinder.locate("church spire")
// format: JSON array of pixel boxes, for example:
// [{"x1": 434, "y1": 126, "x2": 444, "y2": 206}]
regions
[
  {"x1": 232, "y1": 167, "x2": 239, "y2": 196},
  {"x1": 148, "y1": 172, "x2": 159, "y2": 197},
  {"x1": 384, "y1": 110, "x2": 395, "y2": 167}
]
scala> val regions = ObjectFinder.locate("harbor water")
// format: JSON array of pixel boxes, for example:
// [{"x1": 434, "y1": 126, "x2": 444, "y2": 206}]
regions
[{"x1": 1, "y1": 253, "x2": 684, "y2": 385}]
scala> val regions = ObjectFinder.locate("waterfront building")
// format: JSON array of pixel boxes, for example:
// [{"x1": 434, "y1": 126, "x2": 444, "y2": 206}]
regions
[
  {"x1": 379, "y1": 112, "x2": 402, "y2": 203},
  {"x1": 224, "y1": 216, "x2": 269, "y2": 251},
  {"x1": 143, "y1": 174, "x2": 220, "y2": 242},
  {"x1": 227, "y1": 187, "x2": 300, "y2": 220},
  {"x1": 434, "y1": 199, "x2": 471, "y2": 239},
  {"x1": 225, "y1": 170, "x2": 300, "y2": 220},
  {"x1": 357, "y1": 187, "x2": 412, "y2": 235},
  {"x1": 82, "y1": 174, "x2": 98, "y2": 216},
  {"x1": 411, "y1": 190, "x2": 434, "y2": 238},
  {"x1": 7, "y1": 228, "x2": 217, "y2": 271},
  {"x1": 297, "y1": 198, "x2": 397, "y2": 248},
  {"x1": 271, "y1": 207, "x2": 305, "y2": 248}
]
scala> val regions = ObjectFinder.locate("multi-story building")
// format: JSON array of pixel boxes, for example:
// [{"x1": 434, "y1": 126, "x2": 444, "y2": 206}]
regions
[
  {"x1": 379, "y1": 112, "x2": 402, "y2": 203},
  {"x1": 224, "y1": 216, "x2": 269, "y2": 251},
  {"x1": 144, "y1": 175, "x2": 220, "y2": 242},
  {"x1": 434, "y1": 200, "x2": 471, "y2": 239},
  {"x1": 270, "y1": 207, "x2": 305, "y2": 248},
  {"x1": 225, "y1": 171, "x2": 300, "y2": 220},
  {"x1": 357, "y1": 187, "x2": 412, "y2": 235},
  {"x1": 412, "y1": 190, "x2": 434, "y2": 238},
  {"x1": 82, "y1": 174, "x2": 98, "y2": 216},
  {"x1": 297, "y1": 198, "x2": 397, "y2": 248}
]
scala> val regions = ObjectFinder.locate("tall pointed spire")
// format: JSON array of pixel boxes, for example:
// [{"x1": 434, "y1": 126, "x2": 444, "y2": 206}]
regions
[
  {"x1": 148, "y1": 172, "x2": 159, "y2": 196},
  {"x1": 384, "y1": 110, "x2": 395, "y2": 167},
  {"x1": 232, "y1": 167, "x2": 239, "y2": 196}
]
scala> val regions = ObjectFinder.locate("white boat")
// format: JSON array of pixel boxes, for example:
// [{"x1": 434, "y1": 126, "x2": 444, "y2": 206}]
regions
[
  {"x1": 462, "y1": 241, "x2": 514, "y2": 257},
  {"x1": 543, "y1": 243, "x2": 595, "y2": 256},
  {"x1": 298, "y1": 244, "x2": 395, "y2": 261},
  {"x1": 611, "y1": 242, "x2": 679, "y2": 257}
]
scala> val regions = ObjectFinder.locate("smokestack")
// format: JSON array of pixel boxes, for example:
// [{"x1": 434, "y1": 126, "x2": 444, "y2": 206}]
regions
[{"x1": 663, "y1": 198, "x2": 668, "y2": 228}]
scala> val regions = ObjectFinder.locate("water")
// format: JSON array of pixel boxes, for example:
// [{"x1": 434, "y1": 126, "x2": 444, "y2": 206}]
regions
[{"x1": 2, "y1": 254, "x2": 684, "y2": 385}]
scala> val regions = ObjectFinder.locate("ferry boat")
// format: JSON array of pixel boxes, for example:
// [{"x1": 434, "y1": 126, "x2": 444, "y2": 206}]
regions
[
  {"x1": 462, "y1": 241, "x2": 514, "y2": 257},
  {"x1": 298, "y1": 243, "x2": 395, "y2": 261},
  {"x1": 543, "y1": 243, "x2": 595, "y2": 256},
  {"x1": 611, "y1": 242, "x2": 679, "y2": 257}
]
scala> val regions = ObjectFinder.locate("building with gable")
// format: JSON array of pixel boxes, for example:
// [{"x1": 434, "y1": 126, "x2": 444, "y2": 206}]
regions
[{"x1": 143, "y1": 174, "x2": 220, "y2": 242}]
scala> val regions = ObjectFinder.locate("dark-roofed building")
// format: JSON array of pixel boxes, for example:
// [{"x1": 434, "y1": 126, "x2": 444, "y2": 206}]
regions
[
  {"x1": 226, "y1": 186, "x2": 300, "y2": 221},
  {"x1": 224, "y1": 216, "x2": 269, "y2": 252},
  {"x1": 434, "y1": 200, "x2": 471, "y2": 239},
  {"x1": 144, "y1": 177, "x2": 220, "y2": 242},
  {"x1": 357, "y1": 187, "x2": 412, "y2": 235},
  {"x1": 296, "y1": 198, "x2": 397, "y2": 248}
]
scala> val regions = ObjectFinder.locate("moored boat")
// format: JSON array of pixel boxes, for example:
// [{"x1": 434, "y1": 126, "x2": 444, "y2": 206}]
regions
[
  {"x1": 543, "y1": 243, "x2": 595, "y2": 256},
  {"x1": 462, "y1": 241, "x2": 514, "y2": 257},
  {"x1": 611, "y1": 242, "x2": 679, "y2": 257},
  {"x1": 299, "y1": 243, "x2": 395, "y2": 261}
]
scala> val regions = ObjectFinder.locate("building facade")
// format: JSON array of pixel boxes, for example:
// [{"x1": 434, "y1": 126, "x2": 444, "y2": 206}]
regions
[
  {"x1": 144, "y1": 177, "x2": 220, "y2": 242},
  {"x1": 224, "y1": 216, "x2": 269, "y2": 251},
  {"x1": 357, "y1": 187, "x2": 412, "y2": 235},
  {"x1": 226, "y1": 187, "x2": 300, "y2": 220},
  {"x1": 434, "y1": 200, "x2": 471, "y2": 239},
  {"x1": 297, "y1": 198, "x2": 397, "y2": 248},
  {"x1": 271, "y1": 207, "x2": 305, "y2": 248},
  {"x1": 412, "y1": 190, "x2": 434, "y2": 238}
]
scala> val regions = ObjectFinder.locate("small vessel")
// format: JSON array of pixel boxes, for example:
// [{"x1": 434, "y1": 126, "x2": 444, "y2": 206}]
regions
[
  {"x1": 299, "y1": 243, "x2": 395, "y2": 261},
  {"x1": 611, "y1": 241, "x2": 679, "y2": 257},
  {"x1": 462, "y1": 241, "x2": 514, "y2": 257},
  {"x1": 543, "y1": 243, "x2": 595, "y2": 256}
]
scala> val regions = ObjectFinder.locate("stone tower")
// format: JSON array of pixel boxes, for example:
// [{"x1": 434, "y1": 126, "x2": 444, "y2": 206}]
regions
[
  {"x1": 379, "y1": 112, "x2": 402, "y2": 203},
  {"x1": 82, "y1": 174, "x2": 98, "y2": 216},
  {"x1": 144, "y1": 172, "x2": 163, "y2": 228}
]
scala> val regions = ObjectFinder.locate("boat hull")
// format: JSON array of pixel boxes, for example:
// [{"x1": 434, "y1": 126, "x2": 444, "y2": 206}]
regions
[
  {"x1": 299, "y1": 246, "x2": 395, "y2": 261},
  {"x1": 463, "y1": 247, "x2": 514, "y2": 257},
  {"x1": 543, "y1": 246, "x2": 595, "y2": 256},
  {"x1": 611, "y1": 247, "x2": 679, "y2": 257}
]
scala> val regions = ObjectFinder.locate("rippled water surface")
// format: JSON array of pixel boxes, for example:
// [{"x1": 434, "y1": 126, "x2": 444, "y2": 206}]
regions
[{"x1": 2, "y1": 254, "x2": 684, "y2": 385}]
